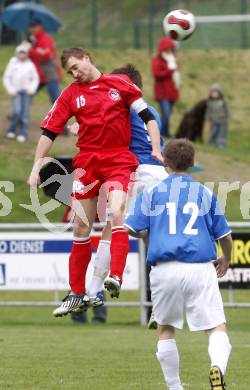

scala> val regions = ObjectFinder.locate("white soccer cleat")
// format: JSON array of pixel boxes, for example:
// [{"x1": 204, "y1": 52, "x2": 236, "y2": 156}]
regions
[
  {"x1": 104, "y1": 275, "x2": 121, "y2": 298},
  {"x1": 53, "y1": 292, "x2": 90, "y2": 317},
  {"x1": 89, "y1": 291, "x2": 105, "y2": 307}
]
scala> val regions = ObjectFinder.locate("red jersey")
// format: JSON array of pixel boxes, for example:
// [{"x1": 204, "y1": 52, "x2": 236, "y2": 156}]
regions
[{"x1": 41, "y1": 74, "x2": 142, "y2": 150}]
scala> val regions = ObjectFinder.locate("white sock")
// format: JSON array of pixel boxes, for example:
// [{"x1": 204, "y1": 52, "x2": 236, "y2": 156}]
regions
[
  {"x1": 156, "y1": 339, "x2": 183, "y2": 390},
  {"x1": 88, "y1": 240, "x2": 110, "y2": 298},
  {"x1": 208, "y1": 331, "x2": 232, "y2": 375}
]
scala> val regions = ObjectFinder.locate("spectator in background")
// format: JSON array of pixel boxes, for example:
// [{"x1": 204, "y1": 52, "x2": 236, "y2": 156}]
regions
[
  {"x1": 26, "y1": 19, "x2": 61, "y2": 103},
  {"x1": 151, "y1": 37, "x2": 180, "y2": 138},
  {"x1": 206, "y1": 84, "x2": 230, "y2": 148},
  {"x1": 3, "y1": 44, "x2": 39, "y2": 142},
  {"x1": 23, "y1": 19, "x2": 68, "y2": 135}
]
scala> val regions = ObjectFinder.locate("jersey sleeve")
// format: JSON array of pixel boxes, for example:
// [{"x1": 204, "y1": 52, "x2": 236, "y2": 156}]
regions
[
  {"x1": 124, "y1": 191, "x2": 150, "y2": 232},
  {"x1": 210, "y1": 195, "x2": 231, "y2": 240},
  {"x1": 40, "y1": 88, "x2": 72, "y2": 134}
]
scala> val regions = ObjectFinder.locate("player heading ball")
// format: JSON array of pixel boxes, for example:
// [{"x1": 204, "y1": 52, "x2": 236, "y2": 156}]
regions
[{"x1": 28, "y1": 47, "x2": 163, "y2": 317}]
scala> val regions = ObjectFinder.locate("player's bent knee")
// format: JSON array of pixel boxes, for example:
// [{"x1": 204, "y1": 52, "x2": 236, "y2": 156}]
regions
[
  {"x1": 73, "y1": 218, "x2": 91, "y2": 237},
  {"x1": 73, "y1": 226, "x2": 91, "y2": 237},
  {"x1": 158, "y1": 324, "x2": 176, "y2": 339},
  {"x1": 206, "y1": 322, "x2": 227, "y2": 335},
  {"x1": 109, "y1": 207, "x2": 126, "y2": 226}
]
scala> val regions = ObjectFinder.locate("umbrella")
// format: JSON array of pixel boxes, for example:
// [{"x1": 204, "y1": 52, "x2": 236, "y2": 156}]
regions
[{"x1": 0, "y1": 2, "x2": 62, "y2": 33}]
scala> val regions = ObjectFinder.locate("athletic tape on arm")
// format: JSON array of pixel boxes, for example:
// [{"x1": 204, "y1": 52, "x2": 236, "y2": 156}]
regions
[
  {"x1": 42, "y1": 129, "x2": 58, "y2": 141},
  {"x1": 130, "y1": 98, "x2": 147, "y2": 113},
  {"x1": 138, "y1": 108, "x2": 155, "y2": 124}
]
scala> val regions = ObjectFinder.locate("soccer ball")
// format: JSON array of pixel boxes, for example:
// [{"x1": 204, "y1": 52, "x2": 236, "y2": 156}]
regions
[{"x1": 163, "y1": 9, "x2": 196, "y2": 41}]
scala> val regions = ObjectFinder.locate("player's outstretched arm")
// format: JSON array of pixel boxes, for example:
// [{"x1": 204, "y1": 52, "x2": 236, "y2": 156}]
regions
[
  {"x1": 27, "y1": 135, "x2": 54, "y2": 188},
  {"x1": 146, "y1": 119, "x2": 164, "y2": 164},
  {"x1": 213, "y1": 233, "x2": 232, "y2": 278},
  {"x1": 131, "y1": 99, "x2": 163, "y2": 164}
]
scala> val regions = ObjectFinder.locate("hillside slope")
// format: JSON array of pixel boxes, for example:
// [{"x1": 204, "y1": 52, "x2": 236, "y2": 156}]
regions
[{"x1": 0, "y1": 47, "x2": 249, "y2": 222}]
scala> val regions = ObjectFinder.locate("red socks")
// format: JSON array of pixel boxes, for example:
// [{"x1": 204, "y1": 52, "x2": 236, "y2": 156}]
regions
[
  {"x1": 110, "y1": 227, "x2": 129, "y2": 281},
  {"x1": 69, "y1": 227, "x2": 129, "y2": 293},
  {"x1": 69, "y1": 238, "x2": 92, "y2": 295}
]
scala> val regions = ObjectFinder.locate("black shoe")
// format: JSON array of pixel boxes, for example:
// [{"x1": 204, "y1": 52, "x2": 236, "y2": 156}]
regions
[
  {"x1": 147, "y1": 311, "x2": 157, "y2": 330},
  {"x1": 91, "y1": 317, "x2": 106, "y2": 324},
  {"x1": 71, "y1": 310, "x2": 88, "y2": 324}
]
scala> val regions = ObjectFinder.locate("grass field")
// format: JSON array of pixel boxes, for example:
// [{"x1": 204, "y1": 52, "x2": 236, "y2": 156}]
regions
[{"x1": 0, "y1": 290, "x2": 249, "y2": 390}]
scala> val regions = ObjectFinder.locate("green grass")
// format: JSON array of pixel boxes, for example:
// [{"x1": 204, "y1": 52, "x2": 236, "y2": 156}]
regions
[{"x1": 0, "y1": 291, "x2": 249, "y2": 389}]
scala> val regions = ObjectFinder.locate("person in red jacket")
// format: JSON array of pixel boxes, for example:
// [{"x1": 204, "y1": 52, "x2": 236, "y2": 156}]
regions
[
  {"x1": 24, "y1": 19, "x2": 68, "y2": 134},
  {"x1": 25, "y1": 19, "x2": 62, "y2": 104},
  {"x1": 151, "y1": 37, "x2": 180, "y2": 138}
]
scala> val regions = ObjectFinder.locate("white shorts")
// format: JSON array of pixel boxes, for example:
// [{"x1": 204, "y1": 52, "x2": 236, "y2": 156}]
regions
[
  {"x1": 134, "y1": 164, "x2": 168, "y2": 192},
  {"x1": 125, "y1": 164, "x2": 168, "y2": 212},
  {"x1": 150, "y1": 261, "x2": 226, "y2": 331}
]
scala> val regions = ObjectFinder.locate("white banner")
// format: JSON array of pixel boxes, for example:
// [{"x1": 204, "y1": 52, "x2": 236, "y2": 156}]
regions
[{"x1": 0, "y1": 232, "x2": 139, "y2": 290}]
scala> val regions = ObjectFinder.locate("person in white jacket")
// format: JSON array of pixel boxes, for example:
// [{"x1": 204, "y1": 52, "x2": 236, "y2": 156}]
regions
[{"x1": 3, "y1": 44, "x2": 39, "y2": 142}]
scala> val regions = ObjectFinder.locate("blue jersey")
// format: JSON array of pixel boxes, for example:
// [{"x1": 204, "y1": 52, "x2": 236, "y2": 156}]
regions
[
  {"x1": 130, "y1": 105, "x2": 164, "y2": 166},
  {"x1": 125, "y1": 174, "x2": 231, "y2": 266}
]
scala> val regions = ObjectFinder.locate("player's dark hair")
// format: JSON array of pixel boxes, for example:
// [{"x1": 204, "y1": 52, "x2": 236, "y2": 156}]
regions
[
  {"x1": 164, "y1": 139, "x2": 194, "y2": 171},
  {"x1": 111, "y1": 64, "x2": 143, "y2": 89},
  {"x1": 61, "y1": 48, "x2": 93, "y2": 68}
]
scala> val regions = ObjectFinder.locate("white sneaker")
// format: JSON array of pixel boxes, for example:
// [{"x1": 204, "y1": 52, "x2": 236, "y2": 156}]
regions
[
  {"x1": 104, "y1": 275, "x2": 121, "y2": 298},
  {"x1": 148, "y1": 311, "x2": 157, "y2": 329},
  {"x1": 16, "y1": 135, "x2": 26, "y2": 143},
  {"x1": 89, "y1": 291, "x2": 105, "y2": 307},
  {"x1": 53, "y1": 292, "x2": 90, "y2": 317},
  {"x1": 6, "y1": 132, "x2": 16, "y2": 139}
]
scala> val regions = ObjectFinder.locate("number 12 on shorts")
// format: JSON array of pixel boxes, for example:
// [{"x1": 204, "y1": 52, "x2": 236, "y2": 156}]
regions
[{"x1": 166, "y1": 202, "x2": 198, "y2": 235}]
